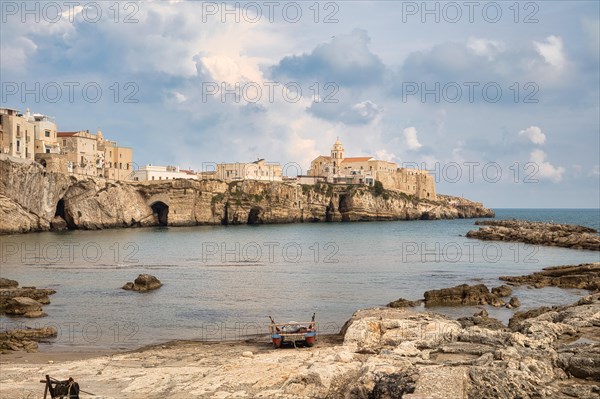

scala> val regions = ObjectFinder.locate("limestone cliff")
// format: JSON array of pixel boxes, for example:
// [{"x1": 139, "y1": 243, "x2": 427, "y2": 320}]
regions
[{"x1": 0, "y1": 158, "x2": 494, "y2": 235}]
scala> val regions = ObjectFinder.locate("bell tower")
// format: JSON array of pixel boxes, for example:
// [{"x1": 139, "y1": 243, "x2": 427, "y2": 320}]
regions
[{"x1": 331, "y1": 137, "x2": 344, "y2": 173}]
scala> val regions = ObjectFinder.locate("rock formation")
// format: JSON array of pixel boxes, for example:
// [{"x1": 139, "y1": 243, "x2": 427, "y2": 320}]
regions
[
  {"x1": 457, "y1": 309, "x2": 507, "y2": 330},
  {"x1": 500, "y1": 262, "x2": 600, "y2": 291},
  {"x1": 4, "y1": 297, "x2": 46, "y2": 318},
  {"x1": 491, "y1": 284, "x2": 512, "y2": 297},
  {"x1": 339, "y1": 294, "x2": 600, "y2": 398},
  {"x1": 0, "y1": 158, "x2": 494, "y2": 235},
  {"x1": 387, "y1": 298, "x2": 423, "y2": 308},
  {"x1": 0, "y1": 277, "x2": 18, "y2": 288},
  {"x1": 122, "y1": 274, "x2": 163, "y2": 292},
  {"x1": 0, "y1": 279, "x2": 55, "y2": 317},
  {"x1": 423, "y1": 284, "x2": 506, "y2": 307},
  {"x1": 0, "y1": 327, "x2": 58, "y2": 353},
  {"x1": 466, "y1": 220, "x2": 600, "y2": 251}
]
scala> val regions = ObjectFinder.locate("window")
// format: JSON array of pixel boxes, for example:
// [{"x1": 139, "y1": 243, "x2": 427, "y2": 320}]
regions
[
  {"x1": 63, "y1": 140, "x2": 66, "y2": 146},
  {"x1": 45, "y1": 130, "x2": 50, "y2": 138},
  {"x1": 16, "y1": 140, "x2": 20, "y2": 152},
  {"x1": 46, "y1": 149, "x2": 50, "y2": 154},
  {"x1": 152, "y1": 176, "x2": 155, "y2": 180},
  {"x1": 119, "y1": 162, "x2": 122, "y2": 169}
]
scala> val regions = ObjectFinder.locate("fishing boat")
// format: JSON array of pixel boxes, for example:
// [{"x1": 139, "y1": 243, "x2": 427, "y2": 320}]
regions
[{"x1": 269, "y1": 313, "x2": 317, "y2": 348}]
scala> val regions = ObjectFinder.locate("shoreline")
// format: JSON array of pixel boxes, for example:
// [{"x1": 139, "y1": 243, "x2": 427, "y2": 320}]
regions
[{"x1": 1, "y1": 293, "x2": 597, "y2": 398}]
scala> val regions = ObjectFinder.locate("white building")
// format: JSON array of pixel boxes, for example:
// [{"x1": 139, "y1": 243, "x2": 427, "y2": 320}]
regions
[
  {"x1": 131, "y1": 164, "x2": 198, "y2": 181},
  {"x1": 216, "y1": 159, "x2": 282, "y2": 182},
  {"x1": 26, "y1": 110, "x2": 60, "y2": 155}
]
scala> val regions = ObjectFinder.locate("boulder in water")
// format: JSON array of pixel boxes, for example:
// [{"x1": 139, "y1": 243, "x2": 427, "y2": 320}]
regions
[{"x1": 122, "y1": 274, "x2": 163, "y2": 292}]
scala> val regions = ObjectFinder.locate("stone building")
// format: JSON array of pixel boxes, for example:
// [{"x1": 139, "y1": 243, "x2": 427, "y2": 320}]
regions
[
  {"x1": 97, "y1": 130, "x2": 134, "y2": 180},
  {"x1": 216, "y1": 159, "x2": 282, "y2": 182},
  {"x1": 58, "y1": 129, "x2": 133, "y2": 180},
  {"x1": 27, "y1": 110, "x2": 60, "y2": 155},
  {"x1": 308, "y1": 138, "x2": 436, "y2": 199},
  {"x1": 0, "y1": 107, "x2": 35, "y2": 161}
]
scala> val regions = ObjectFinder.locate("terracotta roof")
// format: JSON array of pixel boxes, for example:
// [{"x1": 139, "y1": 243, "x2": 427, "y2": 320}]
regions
[
  {"x1": 57, "y1": 132, "x2": 78, "y2": 137},
  {"x1": 342, "y1": 157, "x2": 374, "y2": 163}
]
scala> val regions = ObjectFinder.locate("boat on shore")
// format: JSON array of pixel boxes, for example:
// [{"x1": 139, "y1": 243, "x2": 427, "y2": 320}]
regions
[{"x1": 269, "y1": 315, "x2": 317, "y2": 348}]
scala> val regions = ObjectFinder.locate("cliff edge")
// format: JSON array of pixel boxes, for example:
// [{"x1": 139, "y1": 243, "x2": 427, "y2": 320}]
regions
[{"x1": 0, "y1": 158, "x2": 494, "y2": 235}]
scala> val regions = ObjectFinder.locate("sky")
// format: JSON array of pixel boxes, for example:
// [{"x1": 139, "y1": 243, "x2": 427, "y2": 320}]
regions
[{"x1": 1, "y1": 0, "x2": 599, "y2": 208}]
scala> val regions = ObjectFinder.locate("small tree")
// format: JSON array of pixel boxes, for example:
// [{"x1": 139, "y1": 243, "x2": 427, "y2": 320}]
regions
[{"x1": 372, "y1": 180, "x2": 385, "y2": 196}]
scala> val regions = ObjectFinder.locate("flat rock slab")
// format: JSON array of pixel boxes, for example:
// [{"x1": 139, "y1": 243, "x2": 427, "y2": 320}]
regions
[
  {"x1": 466, "y1": 220, "x2": 600, "y2": 251},
  {"x1": 501, "y1": 262, "x2": 600, "y2": 291}
]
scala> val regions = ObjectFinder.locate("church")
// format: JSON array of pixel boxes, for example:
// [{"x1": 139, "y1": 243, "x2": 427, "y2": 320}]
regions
[{"x1": 307, "y1": 138, "x2": 436, "y2": 200}]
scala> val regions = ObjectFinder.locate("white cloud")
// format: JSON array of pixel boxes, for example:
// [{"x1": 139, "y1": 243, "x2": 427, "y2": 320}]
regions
[
  {"x1": 197, "y1": 54, "x2": 264, "y2": 86},
  {"x1": 173, "y1": 92, "x2": 187, "y2": 103},
  {"x1": 534, "y1": 35, "x2": 566, "y2": 69},
  {"x1": 518, "y1": 126, "x2": 546, "y2": 145},
  {"x1": 374, "y1": 149, "x2": 396, "y2": 162},
  {"x1": 0, "y1": 37, "x2": 37, "y2": 74},
  {"x1": 467, "y1": 37, "x2": 505, "y2": 60},
  {"x1": 352, "y1": 101, "x2": 381, "y2": 120},
  {"x1": 529, "y1": 149, "x2": 565, "y2": 182},
  {"x1": 403, "y1": 127, "x2": 422, "y2": 150}
]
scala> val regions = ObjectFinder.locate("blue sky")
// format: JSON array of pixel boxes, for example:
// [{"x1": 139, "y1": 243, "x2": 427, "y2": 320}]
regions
[{"x1": 1, "y1": 1, "x2": 598, "y2": 208}]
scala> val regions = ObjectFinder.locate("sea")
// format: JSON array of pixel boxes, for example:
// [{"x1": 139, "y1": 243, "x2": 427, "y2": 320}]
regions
[{"x1": 1, "y1": 209, "x2": 599, "y2": 352}]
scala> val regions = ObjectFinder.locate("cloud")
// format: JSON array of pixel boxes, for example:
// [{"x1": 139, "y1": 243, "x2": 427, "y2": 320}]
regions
[
  {"x1": 352, "y1": 100, "x2": 382, "y2": 120},
  {"x1": 271, "y1": 29, "x2": 386, "y2": 87},
  {"x1": 374, "y1": 149, "x2": 397, "y2": 162},
  {"x1": 529, "y1": 149, "x2": 565, "y2": 182},
  {"x1": 307, "y1": 98, "x2": 382, "y2": 125},
  {"x1": 518, "y1": 126, "x2": 546, "y2": 145},
  {"x1": 467, "y1": 37, "x2": 505, "y2": 60},
  {"x1": 173, "y1": 92, "x2": 187, "y2": 103},
  {"x1": 0, "y1": 37, "x2": 38, "y2": 74},
  {"x1": 403, "y1": 127, "x2": 423, "y2": 150},
  {"x1": 534, "y1": 35, "x2": 566, "y2": 69},
  {"x1": 195, "y1": 54, "x2": 264, "y2": 86}
]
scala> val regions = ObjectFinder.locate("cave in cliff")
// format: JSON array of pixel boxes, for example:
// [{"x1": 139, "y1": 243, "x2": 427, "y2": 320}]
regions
[
  {"x1": 55, "y1": 199, "x2": 66, "y2": 219},
  {"x1": 151, "y1": 201, "x2": 169, "y2": 226},
  {"x1": 247, "y1": 207, "x2": 262, "y2": 225}
]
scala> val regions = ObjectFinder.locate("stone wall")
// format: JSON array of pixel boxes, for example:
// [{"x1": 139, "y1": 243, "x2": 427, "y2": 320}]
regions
[
  {"x1": 377, "y1": 168, "x2": 437, "y2": 200},
  {"x1": 34, "y1": 153, "x2": 68, "y2": 174}
]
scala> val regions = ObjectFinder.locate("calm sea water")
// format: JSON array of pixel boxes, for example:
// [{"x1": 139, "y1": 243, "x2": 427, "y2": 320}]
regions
[{"x1": 1, "y1": 209, "x2": 598, "y2": 351}]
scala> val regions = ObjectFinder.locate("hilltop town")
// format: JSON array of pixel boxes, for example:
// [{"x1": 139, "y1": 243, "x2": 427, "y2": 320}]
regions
[{"x1": 1, "y1": 107, "x2": 435, "y2": 200}]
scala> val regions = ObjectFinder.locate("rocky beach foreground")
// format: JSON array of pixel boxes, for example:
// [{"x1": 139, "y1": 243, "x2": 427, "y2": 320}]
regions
[{"x1": 1, "y1": 271, "x2": 599, "y2": 398}]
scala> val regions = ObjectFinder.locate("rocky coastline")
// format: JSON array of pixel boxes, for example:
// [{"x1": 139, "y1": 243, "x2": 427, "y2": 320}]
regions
[
  {"x1": 1, "y1": 264, "x2": 599, "y2": 398},
  {"x1": 0, "y1": 158, "x2": 493, "y2": 235},
  {"x1": 1, "y1": 293, "x2": 598, "y2": 398},
  {"x1": 466, "y1": 220, "x2": 600, "y2": 251}
]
